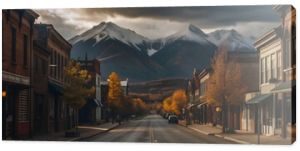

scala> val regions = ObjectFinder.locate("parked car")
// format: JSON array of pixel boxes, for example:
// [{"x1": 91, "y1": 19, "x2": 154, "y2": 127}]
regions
[
  {"x1": 164, "y1": 113, "x2": 170, "y2": 119},
  {"x1": 168, "y1": 115, "x2": 178, "y2": 124}
]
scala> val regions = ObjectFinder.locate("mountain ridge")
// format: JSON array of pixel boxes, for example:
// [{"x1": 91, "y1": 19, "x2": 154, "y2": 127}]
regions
[{"x1": 69, "y1": 22, "x2": 255, "y2": 81}]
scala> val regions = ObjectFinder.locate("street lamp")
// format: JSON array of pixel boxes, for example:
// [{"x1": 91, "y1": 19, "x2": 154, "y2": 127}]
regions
[
  {"x1": 216, "y1": 106, "x2": 222, "y2": 112},
  {"x1": 2, "y1": 90, "x2": 7, "y2": 97}
]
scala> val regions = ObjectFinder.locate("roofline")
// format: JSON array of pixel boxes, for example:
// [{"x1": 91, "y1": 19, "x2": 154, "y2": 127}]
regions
[
  {"x1": 48, "y1": 24, "x2": 72, "y2": 49},
  {"x1": 26, "y1": 9, "x2": 39, "y2": 19},
  {"x1": 253, "y1": 26, "x2": 281, "y2": 48}
]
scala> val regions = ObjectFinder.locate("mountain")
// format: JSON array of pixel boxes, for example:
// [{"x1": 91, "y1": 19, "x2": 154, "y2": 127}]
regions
[
  {"x1": 69, "y1": 22, "x2": 255, "y2": 81},
  {"x1": 207, "y1": 29, "x2": 256, "y2": 52},
  {"x1": 69, "y1": 22, "x2": 165, "y2": 81},
  {"x1": 151, "y1": 24, "x2": 217, "y2": 78}
]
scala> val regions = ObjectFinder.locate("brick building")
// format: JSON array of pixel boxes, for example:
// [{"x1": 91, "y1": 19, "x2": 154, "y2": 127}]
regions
[
  {"x1": 2, "y1": 9, "x2": 39, "y2": 139},
  {"x1": 33, "y1": 24, "x2": 72, "y2": 133}
]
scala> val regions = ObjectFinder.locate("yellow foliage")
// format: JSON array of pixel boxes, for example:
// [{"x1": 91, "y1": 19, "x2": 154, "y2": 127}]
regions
[
  {"x1": 108, "y1": 72, "x2": 123, "y2": 110},
  {"x1": 132, "y1": 98, "x2": 148, "y2": 115},
  {"x1": 162, "y1": 89, "x2": 187, "y2": 115},
  {"x1": 63, "y1": 60, "x2": 94, "y2": 109},
  {"x1": 162, "y1": 96, "x2": 172, "y2": 113},
  {"x1": 205, "y1": 47, "x2": 247, "y2": 106}
]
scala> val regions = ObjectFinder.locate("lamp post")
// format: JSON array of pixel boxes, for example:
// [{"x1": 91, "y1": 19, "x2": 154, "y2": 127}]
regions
[
  {"x1": 182, "y1": 108, "x2": 187, "y2": 126},
  {"x1": 2, "y1": 89, "x2": 7, "y2": 139},
  {"x1": 215, "y1": 106, "x2": 222, "y2": 126}
]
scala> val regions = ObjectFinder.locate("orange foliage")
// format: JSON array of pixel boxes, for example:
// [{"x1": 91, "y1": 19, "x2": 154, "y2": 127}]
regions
[
  {"x1": 205, "y1": 47, "x2": 247, "y2": 105},
  {"x1": 108, "y1": 72, "x2": 122, "y2": 109},
  {"x1": 162, "y1": 89, "x2": 187, "y2": 115}
]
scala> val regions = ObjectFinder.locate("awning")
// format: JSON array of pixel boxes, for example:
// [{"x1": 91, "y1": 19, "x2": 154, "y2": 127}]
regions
[
  {"x1": 271, "y1": 80, "x2": 295, "y2": 93},
  {"x1": 197, "y1": 102, "x2": 208, "y2": 109},
  {"x1": 187, "y1": 103, "x2": 195, "y2": 110},
  {"x1": 93, "y1": 99, "x2": 100, "y2": 106},
  {"x1": 94, "y1": 99, "x2": 104, "y2": 107},
  {"x1": 246, "y1": 94, "x2": 272, "y2": 105},
  {"x1": 48, "y1": 82, "x2": 64, "y2": 94}
]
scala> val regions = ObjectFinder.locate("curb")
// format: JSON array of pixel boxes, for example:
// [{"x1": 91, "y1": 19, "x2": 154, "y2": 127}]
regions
[
  {"x1": 179, "y1": 123, "x2": 250, "y2": 144},
  {"x1": 70, "y1": 124, "x2": 120, "y2": 141}
]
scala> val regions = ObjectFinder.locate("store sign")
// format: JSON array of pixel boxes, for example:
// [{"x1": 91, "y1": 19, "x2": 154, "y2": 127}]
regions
[{"x1": 2, "y1": 71, "x2": 30, "y2": 85}]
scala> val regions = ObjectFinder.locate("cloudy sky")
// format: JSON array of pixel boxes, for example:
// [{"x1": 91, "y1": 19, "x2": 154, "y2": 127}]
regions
[{"x1": 34, "y1": 6, "x2": 282, "y2": 40}]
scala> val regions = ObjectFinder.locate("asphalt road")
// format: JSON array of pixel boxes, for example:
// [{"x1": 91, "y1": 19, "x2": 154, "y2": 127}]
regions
[{"x1": 82, "y1": 114, "x2": 237, "y2": 144}]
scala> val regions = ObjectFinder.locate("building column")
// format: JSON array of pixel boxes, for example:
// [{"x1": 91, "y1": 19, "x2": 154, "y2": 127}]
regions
[
  {"x1": 272, "y1": 93, "x2": 276, "y2": 135},
  {"x1": 281, "y1": 94, "x2": 287, "y2": 138},
  {"x1": 246, "y1": 105, "x2": 249, "y2": 131}
]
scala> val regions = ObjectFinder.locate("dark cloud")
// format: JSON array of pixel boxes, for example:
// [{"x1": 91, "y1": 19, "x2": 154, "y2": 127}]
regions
[
  {"x1": 34, "y1": 5, "x2": 282, "y2": 39},
  {"x1": 35, "y1": 10, "x2": 85, "y2": 39},
  {"x1": 80, "y1": 6, "x2": 281, "y2": 28}
]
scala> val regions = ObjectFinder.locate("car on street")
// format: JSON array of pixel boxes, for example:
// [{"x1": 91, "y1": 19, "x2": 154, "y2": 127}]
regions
[{"x1": 168, "y1": 115, "x2": 178, "y2": 124}]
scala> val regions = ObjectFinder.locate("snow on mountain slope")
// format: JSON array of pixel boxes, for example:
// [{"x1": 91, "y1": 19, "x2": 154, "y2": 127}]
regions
[
  {"x1": 147, "y1": 48, "x2": 158, "y2": 56},
  {"x1": 207, "y1": 29, "x2": 255, "y2": 51},
  {"x1": 164, "y1": 24, "x2": 212, "y2": 44},
  {"x1": 69, "y1": 21, "x2": 150, "y2": 51}
]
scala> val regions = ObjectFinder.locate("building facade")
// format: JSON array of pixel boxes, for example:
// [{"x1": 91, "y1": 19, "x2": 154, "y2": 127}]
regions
[
  {"x1": 34, "y1": 24, "x2": 72, "y2": 133},
  {"x1": 2, "y1": 9, "x2": 39, "y2": 139},
  {"x1": 245, "y1": 27, "x2": 282, "y2": 136},
  {"x1": 78, "y1": 58, "x2": 103, "y2": 124},
  {"x1": 188, "y1": 51, "x2": 259, "y2": 132},
  {"x1": 32, "y1": 29, "x2": 51, "y2": 135},
  {"x1": 244, "y1": 6, "x2": 295, "y2": 141}
]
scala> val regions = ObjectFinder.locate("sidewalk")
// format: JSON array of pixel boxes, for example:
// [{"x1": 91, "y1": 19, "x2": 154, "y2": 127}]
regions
[
  {"x1": 178, "y1": 121, "x2": 292, "y2": 145},
  {"x1": 30, "y1": 122, "x2": 119, "y2": 141}
]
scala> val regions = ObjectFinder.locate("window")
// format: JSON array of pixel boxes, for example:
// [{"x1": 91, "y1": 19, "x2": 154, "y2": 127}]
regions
[
  {"x1": 50, "y1": 49, "x2": 53, "y2": 76},
  {"x1": 266, "y1": 56, "x2": 271, "y2": 82},
  {"x1": 54, "y1": 51, "x2": 57, "y2": 78},
  {"x1": 60, "y1": 55, "x2": 63, "y2": 81},
  {"x1": 261, "y1": 58, "x2": 265, "y2": 84},
  {"x1": 23, "y1": 35, "x2": 28, "y2": 67},
  {"x1": 57, "y1": 53, "x2": 60, "y2": 80},
  {"x1": 11, "y1": 27, "x2": 16, "y2": 64},
  {"x1": 285, "y1": 39, "x2": 291, "y2": 68},
  {"x1": 277, "y1": 51, "x2": 282, "y2": 80},
  {"x1": 271, "y1": 53, "x2": 276, "y2": 79}
]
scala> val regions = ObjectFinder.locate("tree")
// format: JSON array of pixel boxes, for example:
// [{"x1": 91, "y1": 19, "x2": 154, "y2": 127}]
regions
[
  {"x1": 63, "y1": 60, "x2": 94, "y2": 132},
  {"x1": 205, "y1": 47, "x2": 247, "y2": 132},
  {"x1": 162, "y1": 96, "x2": 173, "y2": 113},
  {"x1": 170, "y1": 89, "x2": 187, "y2": 115},
  {"x1": 132, "y1": 98, "x2": 148, "y2": 115},
  {"x1": 107, "y1": 72, "x2": 123, "y2": 121},
  {"x1": 162, "y1": 89, "x2": 187, "y2": 116}
]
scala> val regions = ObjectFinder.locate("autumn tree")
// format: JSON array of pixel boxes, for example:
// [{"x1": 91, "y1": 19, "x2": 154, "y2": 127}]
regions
[
  {"x1": 154, "y1": 102, "x2": 163, "y2": 113},
  {"x1": 171, "y1": 89, "x2": 188, "y2": 115},
  {"x1": 205, "y1": 47, "x2": 247, "y2": 132},
  {"x1": 162, "y1": 96, "x2": 173, "y2": 113},
  {"x1": 108, "y1": 72, "x2": 123, "y2": 121},
  {"x1": 132, "y1": 98, "x2": 148, "y2": 115},
  {"x1": 63, "y1": 60, "x2": 94, "y2": 131},
  {"x1": 162, "y1": 89, "x2": 188, "y2": 116},
  {"x1": 119, "y1": 95, "x2": 134, "y2": 120}
]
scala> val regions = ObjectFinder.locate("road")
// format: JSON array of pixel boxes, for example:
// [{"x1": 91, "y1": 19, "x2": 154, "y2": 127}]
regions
[{"x1": 81, "y1": 114, "x2": 236, "y2": 144}]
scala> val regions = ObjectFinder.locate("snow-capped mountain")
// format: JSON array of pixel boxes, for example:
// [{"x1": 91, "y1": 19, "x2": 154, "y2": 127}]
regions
[
  {"x1": 69, "y1": 22, "x2": 256, "y2": 81},
  {"x1": 69, "y1": 22, "x2": 150, "y2": 52},
  {"x1": 165, "y1": 24, "x2": 212, "y2": 44},
  {"x1": 207, "y1": 29, "x2": 256, "y2": 52},
  {"x1": 151, "y1": 24, "x2": 217, "y2": 78},
  {"x1": 70, "y1": 22, "x2": 165, "y2": 81}
]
